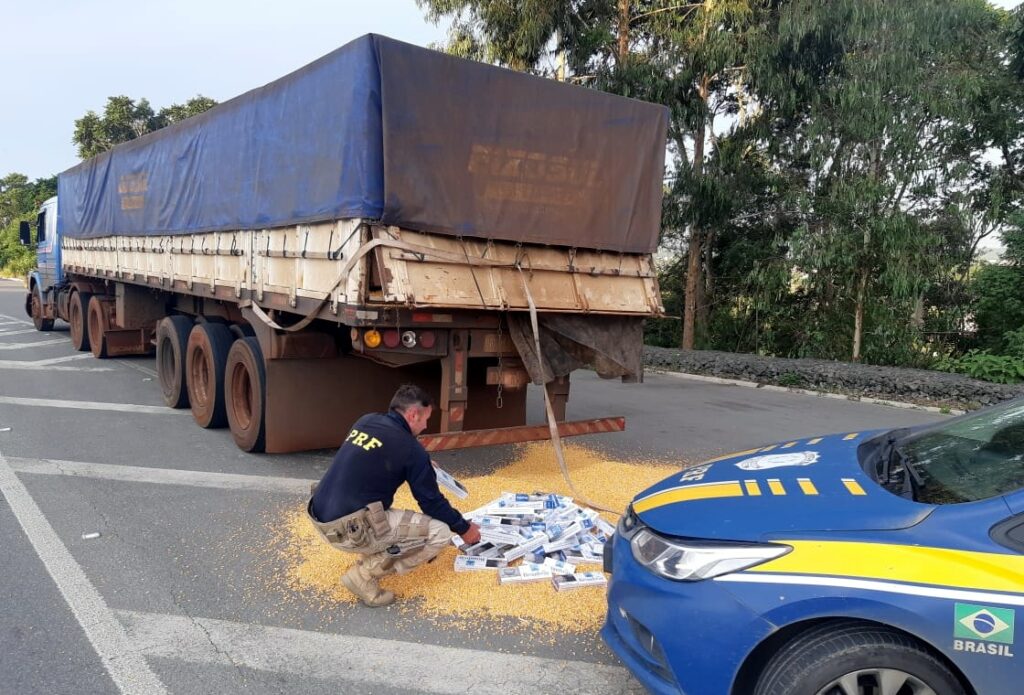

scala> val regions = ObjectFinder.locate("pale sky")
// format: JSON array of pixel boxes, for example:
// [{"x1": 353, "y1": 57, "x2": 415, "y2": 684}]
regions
[
  {"x1": 1, "y1": 0, "x2": 1020, "y2": 182},
  {"x1": 1, "y1": 1, "x2": 445, "y2": 180}
]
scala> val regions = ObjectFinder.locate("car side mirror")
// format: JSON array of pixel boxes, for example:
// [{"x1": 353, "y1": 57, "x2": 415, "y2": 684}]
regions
[{"x1": 18, "y1": 221, "x2": 31, "y2": 246}]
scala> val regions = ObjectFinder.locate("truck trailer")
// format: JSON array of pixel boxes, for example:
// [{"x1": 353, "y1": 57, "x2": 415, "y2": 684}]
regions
[{"x1": 20, "y1": 34, "x2": 667, "y2": 454}]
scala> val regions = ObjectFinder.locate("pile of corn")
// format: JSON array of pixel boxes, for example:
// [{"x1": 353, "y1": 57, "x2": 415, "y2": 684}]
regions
[{"x1": 275, "y1": 442, "x2": 677, "y2": 633}]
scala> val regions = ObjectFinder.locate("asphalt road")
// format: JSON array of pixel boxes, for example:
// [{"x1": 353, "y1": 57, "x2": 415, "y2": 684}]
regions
[{"x1": 0, "y1": 278, "x2": 943, "y2": 694}]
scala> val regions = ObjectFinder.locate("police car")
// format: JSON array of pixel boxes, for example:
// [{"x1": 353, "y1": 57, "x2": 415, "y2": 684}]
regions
[{"x1": 603, "y1": 398, "x2": 1024, "y2": 695}]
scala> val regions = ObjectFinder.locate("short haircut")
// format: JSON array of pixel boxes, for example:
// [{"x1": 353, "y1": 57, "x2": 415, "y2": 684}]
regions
[{"x1": 389, "y1": 384, "x2": 436, "y2": 412}]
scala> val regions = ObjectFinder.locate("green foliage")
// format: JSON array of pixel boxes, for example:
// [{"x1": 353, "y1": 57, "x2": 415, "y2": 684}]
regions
[
  {"x1": 73, "y1": 95, "x2": 218, "y2": 159},
  {"x1": 936, "y1": 350, "x2": 1024, "y2": 385},
  {"x1": 777, "y1": 372, "x2": 804, "y2": 387},
  {"x1": 0, "y1": 173, "x2": 56, "y2": 277}
]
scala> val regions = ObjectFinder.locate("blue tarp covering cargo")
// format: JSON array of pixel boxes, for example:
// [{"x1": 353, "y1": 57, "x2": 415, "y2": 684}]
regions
[{"x1": 59, "y1": 34, "x2": 668, "y2": 254}]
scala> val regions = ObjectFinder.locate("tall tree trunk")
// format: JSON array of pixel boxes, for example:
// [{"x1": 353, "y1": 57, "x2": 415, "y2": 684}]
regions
[
  {"x1": 852, "y1": 224, "x2": 871, "y2": 362},
  {"x1": 698, "y1": 229, "x2": 714, "y2": 337},
  {"x1": 682, "y1": 116, "x2": 706, "y2": 350},
  {"x1": 618, "y1": 0, "x2": 630, "y2": 64},
  {"x1": 911, "y1": 295, "x2": 924, "y2": 330},
  {"x1": 682, "y1": 76, "x2": 710, "y2": 350},
  {"x1": 853, "y1": 267, "x2": 867, "y2": 362}
]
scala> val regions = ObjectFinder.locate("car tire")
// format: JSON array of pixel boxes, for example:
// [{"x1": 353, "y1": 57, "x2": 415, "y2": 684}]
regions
[{"x1": 754, "y1": 620, "x2": 965, "y2": 695}]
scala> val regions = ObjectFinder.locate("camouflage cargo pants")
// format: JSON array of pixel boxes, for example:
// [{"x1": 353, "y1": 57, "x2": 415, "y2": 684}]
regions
[{"x1": 308, "y1": 503, "x2": 450, "y2": 576}]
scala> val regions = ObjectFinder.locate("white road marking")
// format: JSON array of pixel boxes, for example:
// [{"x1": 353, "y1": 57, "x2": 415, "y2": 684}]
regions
[
  {"x1": 0, "y1": 338, "x2": 67, "y2": 351},
  {"x1": 0, "y1": 328, "x2": 37, "y2": 336},
  {"x1": 0, "y1": 450, "x2": 169, "y2": 694},
  {"x1": 117, "y1": 359, "x2": 158, "y2": 378},
  {"x1": 9, "y1": 456, "x2": 313, "y2": 494},
  {"x1": 117, "y1": 610, "x2": 640, "y2": 694},
  {"x1": 0, "y1": 314, "x2": 32, "y2": 325},
  {"x1": 0, "y1": 396, "x2": 184, "y2": 415},
  {"x1": 33, "y1": 353, "x2": 95, "y2": 365},
  {"x1": 0, "y1": 360, "x2": 113, "y2": 372}
]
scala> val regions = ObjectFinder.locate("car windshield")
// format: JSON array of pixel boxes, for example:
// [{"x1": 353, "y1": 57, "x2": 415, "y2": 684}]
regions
[{"x1": 878, "y1": 398, "x2": 1024, "y2": 504}]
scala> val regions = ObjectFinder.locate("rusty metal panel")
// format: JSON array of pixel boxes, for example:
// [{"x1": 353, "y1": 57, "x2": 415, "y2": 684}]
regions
[{"x1": 418, "y1": 417, "x2": 626, "y2": 452}]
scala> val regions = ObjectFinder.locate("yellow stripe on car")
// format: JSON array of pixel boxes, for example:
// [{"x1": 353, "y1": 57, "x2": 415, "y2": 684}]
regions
[
  {"x1": 749, "y1": 540, "x2": 1024, "y2": 595},
  {"x1": 843, "y1": 433, "x2": 860, "y2": 440},
  {"x1": 744, "y1": 480, "x2": 762, "y2": 496},
  {"x1": 633, "y1": 481, "x2": 745, "y2": 513},
  {"x1": 767, "y1": 479, "x2": 786, "y2": 496},
  {"x1": 842, "y1": 478, "x2": 867, "y2": 495},
  {"x1": 797, "y1": 478, "x2": 818, "y2": 495}
]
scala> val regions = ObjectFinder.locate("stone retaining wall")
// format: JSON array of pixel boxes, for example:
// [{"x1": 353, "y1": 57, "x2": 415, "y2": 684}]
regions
[{"x1": 643, "y1": 347, "x2": 1024, "y2": 410}]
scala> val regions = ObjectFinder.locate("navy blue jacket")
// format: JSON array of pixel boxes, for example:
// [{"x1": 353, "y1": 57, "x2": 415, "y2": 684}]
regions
[{"x1": 310, "y1": 410, "x2": 469, "y2": 534}]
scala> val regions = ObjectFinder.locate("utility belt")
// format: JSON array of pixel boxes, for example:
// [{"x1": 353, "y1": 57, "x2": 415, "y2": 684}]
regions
[{"x1": 308, "y1": 486, "x2": 391, "y2": 549}]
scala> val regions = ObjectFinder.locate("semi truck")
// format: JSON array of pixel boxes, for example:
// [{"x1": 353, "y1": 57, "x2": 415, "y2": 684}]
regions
[{"x1": 19, "y1": 34, "x2": 668, "y2": 454}]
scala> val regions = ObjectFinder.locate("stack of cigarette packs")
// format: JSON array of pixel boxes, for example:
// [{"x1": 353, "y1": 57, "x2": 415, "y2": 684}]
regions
[{"x1": 450, "y1": 491, "x2": 612, "y2": 591}]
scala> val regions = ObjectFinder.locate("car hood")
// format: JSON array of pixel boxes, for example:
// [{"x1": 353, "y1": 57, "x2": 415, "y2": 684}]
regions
[{"x1": 632, "y1": 430, "x2": 934, "y2": 541}]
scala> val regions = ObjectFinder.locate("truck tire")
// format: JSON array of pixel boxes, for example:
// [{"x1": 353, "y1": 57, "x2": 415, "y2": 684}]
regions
[
  {"x1": 754, "y1": 621, "x2": 965, "y2": 695},
  {"x1": 69, "y1": 291, "x2": 93, "y2": 352},
  {"x1": 225, "y1": 337, "x2": 266, "y2": 453},
  {"x1": 156, "y1": 315, "x2": 193, "y2": 409},
  {"x1": 87, "y1": 296, "x2": 110, "y2": 358},
  {"x1": 186, "y1": 322, "x2": 234, "y2": 428},
  {"x1": 30, "y1": 290, "x2": 54, "y2": 332}
]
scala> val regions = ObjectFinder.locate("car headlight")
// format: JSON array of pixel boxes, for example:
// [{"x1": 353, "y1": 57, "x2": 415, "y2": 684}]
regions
[{"x1": 630, "y1": 529, "x2": 791, "y2": 581}]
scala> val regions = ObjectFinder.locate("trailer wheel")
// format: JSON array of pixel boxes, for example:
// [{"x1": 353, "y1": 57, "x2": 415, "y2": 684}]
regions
[
  {"x1": 186, "y1": 322, "x2": 234, "y2": 428},
  {"x1": 69, "y1": 291, "x2": 93, "y2": 352},
  {"x1": 225, "y1": 337, "x2": 266, "y2": 453},
  {"x1": 30, "y1": 290, "x2": 54, "y2": 332},
  {"x1": 87, "y1": 296, "x2": 110, "y2": 358},
  {"x1": 156, "y1": 315, "x2": 193, "y2": 409}
]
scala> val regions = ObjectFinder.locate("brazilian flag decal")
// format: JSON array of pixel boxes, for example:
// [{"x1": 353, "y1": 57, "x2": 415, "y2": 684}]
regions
[{"x1": 954, "y1": 604, "x2": 1015, "y2": 644}]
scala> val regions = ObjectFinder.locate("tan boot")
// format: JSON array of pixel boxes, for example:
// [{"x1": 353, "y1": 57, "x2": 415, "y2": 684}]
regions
[{"x1": 341, "y1": 563, "x2": 395, "y2": 607}]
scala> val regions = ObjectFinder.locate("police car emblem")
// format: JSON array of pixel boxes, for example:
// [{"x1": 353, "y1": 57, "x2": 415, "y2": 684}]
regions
[{"x1": 735, "y1": 451, "x2": 819, "y2": 470}]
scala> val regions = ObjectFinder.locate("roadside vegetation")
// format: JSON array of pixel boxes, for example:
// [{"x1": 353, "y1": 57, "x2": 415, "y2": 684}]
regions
[{"x1": 5, "y1": 1, "x2": 1024, "y2": 385}]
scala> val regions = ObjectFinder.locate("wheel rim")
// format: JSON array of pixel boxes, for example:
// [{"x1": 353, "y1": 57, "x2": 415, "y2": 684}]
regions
[
  {"x1": 190, "y1": 343, "x2": 212, "y2": 407},
  {"x1": 158, "y1": 336, "x2": 176, "y2": 389},
  {"x1": 817, "y1": 668, "x2": 937, "y2": 695},
  {"x1": 70, "y1": 299, "x2": 81, "y2": 344},
  {"x1": 88, "y1": 305, "x2": 101, "y2": 341},
  {"x1": 230, "y1": 361, "x2": 253, "y2": 430},
  {"x1": 31, "y1": 294, "x2": 42, "y2": 320}
]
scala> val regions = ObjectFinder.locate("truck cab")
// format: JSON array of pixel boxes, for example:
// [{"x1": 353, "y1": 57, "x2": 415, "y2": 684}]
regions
[{"x1": 20, "y1": 196, "x2": 62, "y2": 330}]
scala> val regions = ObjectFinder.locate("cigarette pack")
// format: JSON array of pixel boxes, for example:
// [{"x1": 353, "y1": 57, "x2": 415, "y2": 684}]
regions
[
  {"x1": 596, "y1": 518, "x2": 617, "y2": 537},
  {"x1": 462, "y1": 541, "x2": 498, "y2": 556},
  {"x1": 561, "y1": 547, "x2": 588, "y2": 563},
  {"x1": 550, "y1": 521, "x2": 584, "y2": 541},
  {"x1": 542, "y1": 558, "x2": 577, "y2": 575},
  {"x1": 498, "y1": 563, "x2": 553, "y2": 584},
  {"x1": 454, "y1": 556, "x2": 507, "y2": 572},
  {"x1": 485, "y1": 502, "x2": 543, "y2": 516},
  {"x1": 479, "y1": 515, "x2": 530, "y2": 527},
  {"x1": 542, "y1": 534, "x2": 582, "y2": 554},
  {"x1": 551, "y1": 571, "x2": 608, "y2": 591},
  {"x1": 433, "y1": 464, "x2": 469, "y2": 499},
  {"x1": 502, "y1": 533, "x2": 548, "y2": 562},
  {"x1": 480, "y1": 527, "x2": 525, "y2": 547}
]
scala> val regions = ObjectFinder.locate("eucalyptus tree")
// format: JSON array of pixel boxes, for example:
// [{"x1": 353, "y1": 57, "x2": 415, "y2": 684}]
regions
[
  {"x1": 419, "y1": 0, "x2": 766, "y2": 350},
  {"x1": 750, "y1": 0, "x2": 1007, "y2": 362},
  {"x1": 73, "y1": 95, "x2": 217, "y2": 159}
]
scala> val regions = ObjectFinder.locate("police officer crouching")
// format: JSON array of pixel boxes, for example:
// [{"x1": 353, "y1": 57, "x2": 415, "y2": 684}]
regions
[{"x1": 307, "y1": 384, "x2": 481, "y2": 606}]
